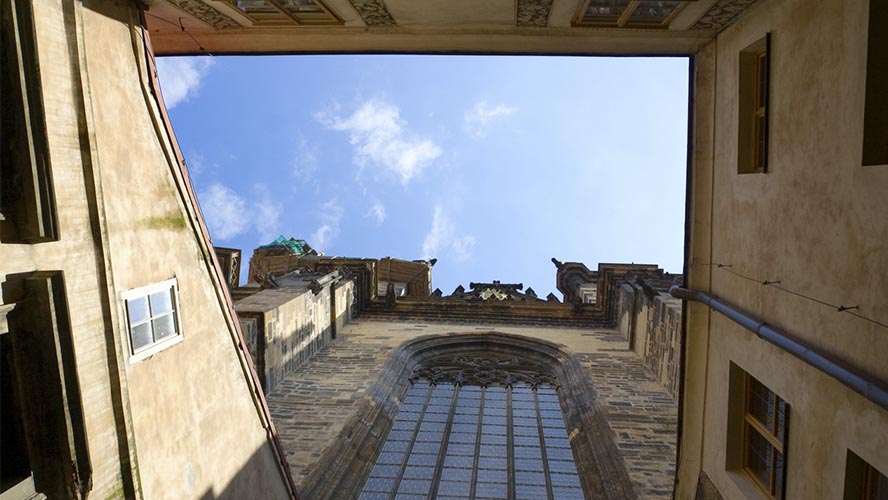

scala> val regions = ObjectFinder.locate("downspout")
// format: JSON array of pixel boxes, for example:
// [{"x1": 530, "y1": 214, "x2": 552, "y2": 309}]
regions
[{"x1": 670, "y1": 286, "x2": 888, "y2": 411}]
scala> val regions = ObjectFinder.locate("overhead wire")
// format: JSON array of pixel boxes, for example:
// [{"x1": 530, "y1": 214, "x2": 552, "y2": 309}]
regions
[
  {"x1": 143, "y1": 11, "x2": 209, "y2": 53},
  {"x1": 692, "y1": 261, "x2": 888, "y2": 330}
]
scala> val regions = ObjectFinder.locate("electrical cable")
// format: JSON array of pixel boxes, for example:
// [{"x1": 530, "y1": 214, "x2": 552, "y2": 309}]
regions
[
  {"x1": 143, "y1": 11, "x2": 208, "y2": 53},
  {"x1": 691, "y1": 261, "x2": 888, "y2": 330}
]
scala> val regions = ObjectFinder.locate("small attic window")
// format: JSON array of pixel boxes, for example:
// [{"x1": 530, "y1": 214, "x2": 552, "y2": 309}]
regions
[{"x1": 122, "y1": 278, "x2": 182, "y2": 362}]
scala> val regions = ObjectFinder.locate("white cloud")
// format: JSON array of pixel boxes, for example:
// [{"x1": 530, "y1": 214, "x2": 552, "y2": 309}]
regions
[
  {"x1": 451, "y1": 235, "x2": 477, "y2": 261},
  {"x1": 252, "y1": 184, "x2": 282, "y2": 243},
  {"x1": 198, "y1": 182, "x2": 287, "y2": 244},
  {"x1": 367, "y1": 201, "x2": 386, "y2": 225},
  {"x1": 292, "y1": 135, "x2": 319, "y2": 182},
  {"x1": 422, "y1": 205, "x2": 475, "y2": 262},
  {"x1": 464, "y1": 101, "x2": 516, "y2": 138},
  {"x1": 199, "y1": 183, "x2": 249, "y2": 241},
  {"x1": 155, "y1": 57, "x2": 213, "y2": 109},
  {"x1": 317, "y1": 99, "x2": 442, "y2": 185},
  {"x1": 312, "y1": 198, "x2": 344, "y2": 250}
]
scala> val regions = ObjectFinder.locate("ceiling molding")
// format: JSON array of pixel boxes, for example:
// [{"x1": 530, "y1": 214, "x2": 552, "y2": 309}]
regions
[
  {"x1": 167, "y1": 0, "x2": 242, "y2": 29},
  {"x1": 346, "y1": 0, "x2": 397, "y2": 26},
  {"x1": 692, "y1": 0, "x2": 760, "y2": 30},
  {"x1": 517, "y1": 0, "x2": 553, "y2": 28}
]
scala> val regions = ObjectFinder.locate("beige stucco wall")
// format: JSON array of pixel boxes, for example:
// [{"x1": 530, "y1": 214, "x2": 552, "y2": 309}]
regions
[
  {"x1": 0, "y1": 1, "x2": 293, "y2": 498},
  {"x1": 0, "y1": 1, "x2": 131, "y2": 496},
  {"x1": 681, "y1": 0, "x2": 888, "y2": 497},
  {"x1": 78, "y1": 2, "x2": 292, "y2": 498}
]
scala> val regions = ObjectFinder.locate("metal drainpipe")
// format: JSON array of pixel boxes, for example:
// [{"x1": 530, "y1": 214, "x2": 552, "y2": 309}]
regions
[{"x1": 670, "y1": 286, "x2": 888, "y2": 412}]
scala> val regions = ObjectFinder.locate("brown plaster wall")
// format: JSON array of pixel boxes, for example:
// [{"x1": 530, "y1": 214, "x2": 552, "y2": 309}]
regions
[{"x1": 681, "y1": 0, "x2": 888, "y2": 498}]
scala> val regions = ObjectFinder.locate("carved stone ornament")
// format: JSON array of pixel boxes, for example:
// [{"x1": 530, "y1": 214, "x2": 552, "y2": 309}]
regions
[
  {"x1": 693, "y1": 0, "x2": 761, "y2": 30},
  {"x1": 410, "y1": 353, "x2": 559, "y2": 388},
  {"x1": 516, "y1": 0, "x2": 552, "y2": 28},
  {"x1": 169, "y1": 0, "x2": 242, "y2": 30},
  {"x1": 347, "y1": 0, "x2": 397, "y2": 27}
]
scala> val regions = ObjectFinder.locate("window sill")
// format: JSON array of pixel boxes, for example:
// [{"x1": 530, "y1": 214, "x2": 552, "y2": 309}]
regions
[
  {"x1": 726, "y1": 469, "x2": 770, "y2": 500},
  {"x1": 129, "y1": 334, "x2": 183, "y2": 364}
]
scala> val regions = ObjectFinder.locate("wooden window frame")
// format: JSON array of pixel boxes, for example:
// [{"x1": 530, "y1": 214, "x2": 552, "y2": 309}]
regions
[
  {"x1": 860, "y1": 462, "x2": 886, "y2": 499},
  {"x1": 844, "y1": 450, "x2": 887, "y2": 500},
  {"x1": 741, "y1": 373, "x2": 788, "y2": 499},
  {"x1": 863, "y1": 0, "x2": 887, "y2": 166},
  {"x1": 738, "y1": 34, "x2": 771, "y2": 174},
  {"x1": 1, "y1": 271, "x2": 91, "y2": 499},
  {"x1": 0, "y1": 0, "x2": 59, "y2": 243}
]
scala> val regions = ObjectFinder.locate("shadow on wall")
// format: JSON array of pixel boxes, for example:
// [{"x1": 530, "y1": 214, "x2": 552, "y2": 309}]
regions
[{"x1": 198, "y1": 444, "x2": 293, "y2": 500}]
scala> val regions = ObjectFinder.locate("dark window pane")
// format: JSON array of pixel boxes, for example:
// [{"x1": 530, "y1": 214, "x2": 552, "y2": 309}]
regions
[
  {"x1": 361, "y1": 382, "x2": 583, "y2": 499},
  {"x1": 745, "y1": 426, "x2": 773, "y2": 490}
]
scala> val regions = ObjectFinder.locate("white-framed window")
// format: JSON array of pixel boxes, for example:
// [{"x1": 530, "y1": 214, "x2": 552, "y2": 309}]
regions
[{"x1": 121, "y1": 278, "x2": 182, "y2": 362}]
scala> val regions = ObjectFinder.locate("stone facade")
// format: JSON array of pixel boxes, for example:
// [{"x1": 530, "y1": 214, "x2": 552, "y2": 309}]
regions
[
  {"x1": 617, "y1": 279, "x2": 683, "y2": 401},
  {"x1": 266, "y1": 321, "x2": 678, "y2": 499},
  {"x1": 234, "y1": 276, "x2": 355, "y2": 394}
]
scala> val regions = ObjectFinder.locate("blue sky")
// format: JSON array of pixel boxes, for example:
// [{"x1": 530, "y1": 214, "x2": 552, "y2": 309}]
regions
[{"x1": 157, "y1": 55, "x2": 689, "y2": 297}]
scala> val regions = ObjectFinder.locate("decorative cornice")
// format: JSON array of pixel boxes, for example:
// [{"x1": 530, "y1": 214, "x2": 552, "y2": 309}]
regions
[
  {"x1": 347, "y1": 0, "x2": 397, "y2": 27},
  {"x1": 692, "y1": 0, "x2": 760, "y2": 31},
  {"x1": 169, "y1": 0, "x2": 242, "y2": 30},
  {"x1": 410, "y1": 353, "x2": 559, "y2": 388},
  {"x1": 516, "y1": 0, "x2": 552, "y2": 28}
]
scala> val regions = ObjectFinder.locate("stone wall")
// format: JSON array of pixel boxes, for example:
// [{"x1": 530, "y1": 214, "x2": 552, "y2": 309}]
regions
[
  {"x1": 266, "y1": 320, "x2": 678, "y2": 499},
  {"x1": 239, "y1": 316, "x2": 259, "y2": 367},
  {"x1": 235, "y1": 281, "x2": 354, "y2": 393},
  {"x1": 618, "y1": 283, "x2": 682, "y2": 400}
]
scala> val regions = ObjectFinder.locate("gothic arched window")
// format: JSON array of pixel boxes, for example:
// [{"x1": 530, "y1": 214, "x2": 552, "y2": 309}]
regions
[
  {"x1": 358, "y1": 352, "x2": 585, "y2": 499},
  {"x1": 299, "y1": 333, "x2": 634, "y2": 500}
]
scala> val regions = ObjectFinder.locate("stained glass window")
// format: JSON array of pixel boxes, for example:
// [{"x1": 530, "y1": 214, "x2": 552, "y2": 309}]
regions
[{"x1": 359, "y1": 381, "x2": 584, "y2": 500}]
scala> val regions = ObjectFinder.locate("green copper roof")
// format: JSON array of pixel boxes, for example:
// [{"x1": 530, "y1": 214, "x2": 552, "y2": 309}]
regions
[{"x1": 258, "y1": 235, "x2": 317, "y2": 255}]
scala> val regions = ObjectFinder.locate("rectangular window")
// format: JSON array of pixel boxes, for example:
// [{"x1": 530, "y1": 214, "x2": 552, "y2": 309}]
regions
[
  {"x1": 0, "y1": 0, "x2": 58, "y2": 243},
  {"x1": 727, "y1": 364, "x2": 790, "y2": 499},
  {"x1": 738, "y1": 34, "x2": 770, "y2": 174},
  {"x1": 844, "y1": 451, "x2": 888, "y2": 500},
  {"x1": 743, "y1": 374, "x2": 787, "y2": 497},
  {"x1": 2, "y1": 271, "x2": 91, "y2": 499},
  {"x1": 122, "y1": 278, "x2": 182, "y2": 362},
  {"x1": 863, "y1": 0, "x2": 887, "y2": 166}
]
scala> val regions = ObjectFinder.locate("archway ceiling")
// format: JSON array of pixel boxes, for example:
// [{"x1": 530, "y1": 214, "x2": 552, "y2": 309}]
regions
[{"x1": 144, "y1": 0, "x2": 761, "y2": 55}]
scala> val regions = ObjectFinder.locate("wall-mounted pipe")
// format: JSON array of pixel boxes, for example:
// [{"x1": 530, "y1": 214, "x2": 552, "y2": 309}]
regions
[{"x1": 670, "y1": 286, "x2": 888, "y2": 412}]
